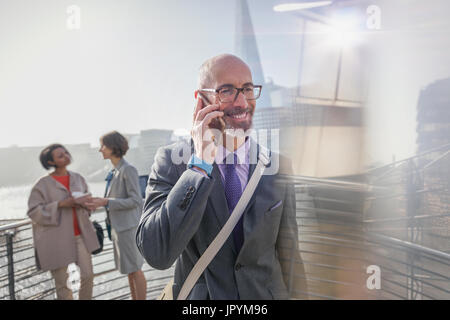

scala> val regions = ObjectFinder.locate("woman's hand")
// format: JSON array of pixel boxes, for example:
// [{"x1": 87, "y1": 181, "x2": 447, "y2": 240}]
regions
[
  {"x1": 58, "y1": 197, "x2": 80, "y2": 209},
  {"x1": 73, "y1": 194, "x2": 92, "y2": 208},
  {"x1": 85, "y1": 197, "x2": 108, "y2": 211}
]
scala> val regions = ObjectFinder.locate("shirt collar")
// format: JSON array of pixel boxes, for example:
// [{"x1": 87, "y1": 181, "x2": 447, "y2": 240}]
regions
[
  {"x1": 215, "y1": 136, "x2": 250, "y2": 165},
  {"x1": 114, "y1": 158, "x2": 125, "y2": 170}
]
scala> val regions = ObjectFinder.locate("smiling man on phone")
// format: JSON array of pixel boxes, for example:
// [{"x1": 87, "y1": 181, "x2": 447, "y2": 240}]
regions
[{"x1": 136, "y1": 54, "x2": 308, "y2": 300}]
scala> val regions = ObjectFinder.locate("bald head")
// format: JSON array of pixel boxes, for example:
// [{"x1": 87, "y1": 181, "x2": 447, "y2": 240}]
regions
[
  {"x1": 196, "y1": 53, "x2": 256, "y2": 132},
  {"x1": 198, "y1": 54, "x2": 252, "y2": 89}
]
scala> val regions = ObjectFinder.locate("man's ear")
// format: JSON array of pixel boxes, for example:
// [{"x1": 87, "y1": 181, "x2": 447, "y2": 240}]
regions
[{"x1": 194, "y1": 90, "x2": 198, "y2": 99}]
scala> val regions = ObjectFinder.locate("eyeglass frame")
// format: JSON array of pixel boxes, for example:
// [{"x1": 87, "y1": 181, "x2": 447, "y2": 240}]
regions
[{"x1": 198, "y1": 84, "x2": 262, "y2": 103}]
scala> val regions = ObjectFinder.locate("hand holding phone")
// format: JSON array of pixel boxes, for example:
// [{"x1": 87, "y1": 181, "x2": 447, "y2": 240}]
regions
[
  {"x1": 198, "y1": 92, "x2": 225, "y2": 132},
  {"x1": 191, "y1": 92, "x2": 224, "y2": 164}
]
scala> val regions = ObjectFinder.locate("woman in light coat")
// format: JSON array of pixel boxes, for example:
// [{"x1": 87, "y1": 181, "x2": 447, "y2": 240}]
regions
[
  {"x1": 87, "y1": 131, "x2": 147, "y2": 300},
  {"x1": 27, "y1": 144, "x2": 100, "y2": 300}
]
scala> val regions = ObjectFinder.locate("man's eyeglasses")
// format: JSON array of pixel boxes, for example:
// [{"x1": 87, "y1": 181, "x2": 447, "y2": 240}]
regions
[{"x1": 199, "y1": 85, "x2": 262, "y2": 103}]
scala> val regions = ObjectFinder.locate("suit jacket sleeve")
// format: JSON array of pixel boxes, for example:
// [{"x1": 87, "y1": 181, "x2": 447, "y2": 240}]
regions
[
  {"x1": 27, "y1": 182, "x2": 61, "y2": 227},
  {"x1": 276, "y1": 161, "x2": 309, "y2": 299},
  {"x1": 79, "y1": 174, "x2": 92, "y2": 216},
  {"x1": 108, "y1": 165, "x2": 143, "y2": 211},
  {"x1": 136, "y1": 146, "x2": 215, "y2": 270}
]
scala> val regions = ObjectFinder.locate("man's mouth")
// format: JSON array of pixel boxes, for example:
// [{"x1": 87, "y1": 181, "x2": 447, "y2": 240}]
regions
[{"x1": 224, "y1": 108, "x2": 251, "y2": 120}]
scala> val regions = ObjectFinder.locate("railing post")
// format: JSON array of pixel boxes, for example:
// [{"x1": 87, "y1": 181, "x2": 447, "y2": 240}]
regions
[{"x1": 6, "y1": 230, "x2": 16, "y2": 300}]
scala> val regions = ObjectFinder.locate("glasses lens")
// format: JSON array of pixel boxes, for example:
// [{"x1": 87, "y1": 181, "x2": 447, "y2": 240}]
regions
[
  {"x1": 242, "y1": 87, "x2": 257, "y2": 100},
  {"x1": 247, "y1": 86, "x2": 261, "y2": 100},
  {"x1": 218, "y1": 87, "x2": 236, "y2": 103},
  {"x1": 218, "y1": 86, "x2": 261, "y2": 102}
]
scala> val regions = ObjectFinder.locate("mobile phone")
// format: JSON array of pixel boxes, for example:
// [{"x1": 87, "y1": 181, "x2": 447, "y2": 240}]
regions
[
  {"x1": 72, "y1": 191, "x2": 90, "y2": 199},
  {"x1": 198, "y1": 92, "x2": 225, "y2": 132}
]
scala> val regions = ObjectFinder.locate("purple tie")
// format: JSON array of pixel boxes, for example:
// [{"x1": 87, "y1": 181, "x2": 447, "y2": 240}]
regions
[{"x1": 224, "y1": 153, "x2": 244, "y2": 252}]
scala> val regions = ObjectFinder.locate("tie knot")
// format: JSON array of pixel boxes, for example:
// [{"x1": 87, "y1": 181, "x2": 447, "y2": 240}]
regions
[
  {"x1": 225, "y1": 153, "x2": 238, "y2": 167},
  {"x1": 105, "y1": 169, "x2": 115, "y2": 181}
]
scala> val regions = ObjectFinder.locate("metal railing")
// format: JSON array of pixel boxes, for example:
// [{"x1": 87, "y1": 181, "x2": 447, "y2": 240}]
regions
[
  {"x1": 285, "y1": 143, "x2": 449, "y2": 300},
  {"x1": 0, "y1": 209, "x2": 173, "y2": 300},
  {"x1": 0, "y1": 145, "x2": 449, "y2": 300}
]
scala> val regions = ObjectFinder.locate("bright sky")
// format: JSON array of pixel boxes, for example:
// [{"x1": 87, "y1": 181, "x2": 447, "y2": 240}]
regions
[
  {"x1": 364, "y1": 0, "x2": 450, "y2": 164},
  {"x1": 0, "y1": 0, "x2": 302, "y2": 147},
  {"x1": 1, "y1": 0, "x2": 449, "y2": 165}
]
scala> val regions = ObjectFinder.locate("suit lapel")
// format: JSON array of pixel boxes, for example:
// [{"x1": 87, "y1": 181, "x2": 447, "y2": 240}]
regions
[
  {"x1": 68, "y1": 171, "x2": 82, "y2": 193},
  {"x1": 107, "y1": 169, "x2": 119, "y2": 197},
  {"x1": 188, "y1": 140, "x2": 229, "y2": 228},
  {"x1": 107, "y1": 158, "x2": 125, "y2": 197},
  {"x1": 240, "y1": 141, "x2": 259, "y2": 240},
  {"x1": 209, "y1": 164, "x2": 230, "y2": 228},
  {"x1": 247, "y1": 138, "x2": 259, "y2": 184}
]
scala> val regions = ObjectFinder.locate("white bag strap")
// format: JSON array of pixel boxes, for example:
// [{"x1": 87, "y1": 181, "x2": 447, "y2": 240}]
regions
[{"x1": 177, "y1": 150, "x2": 270, "y2": 300}]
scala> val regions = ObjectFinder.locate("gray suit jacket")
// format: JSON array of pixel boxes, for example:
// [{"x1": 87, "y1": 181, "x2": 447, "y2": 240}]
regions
[
  {"x1": 136, "y1": 138, "x2": 308, "y2": 300},
  {"x1": 107, "y1": 158, "x2": 143, "y2": 232}
]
